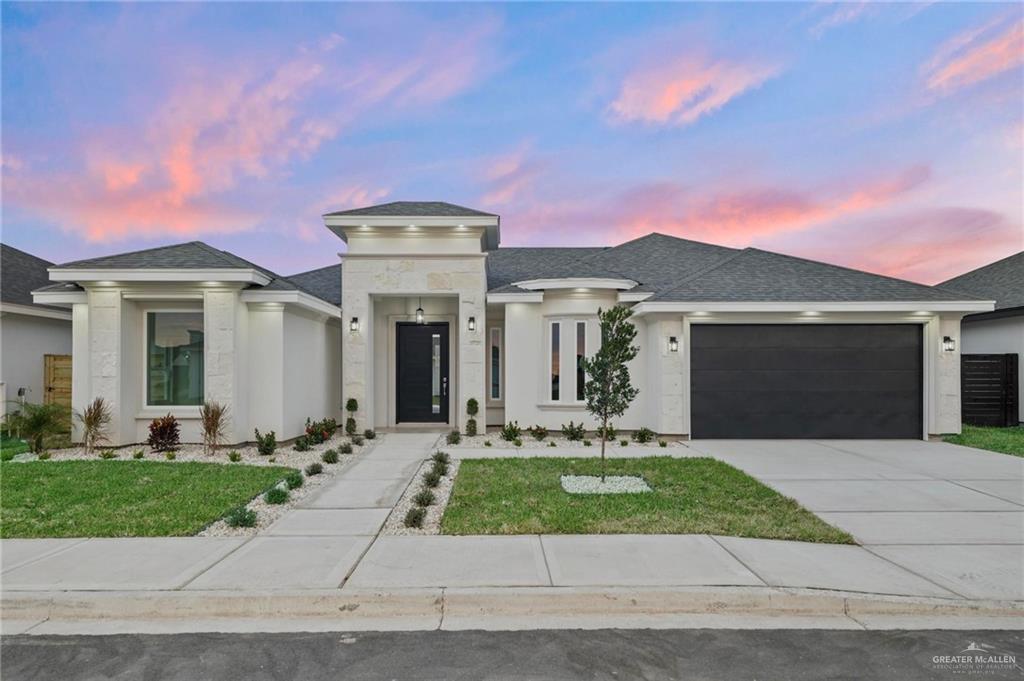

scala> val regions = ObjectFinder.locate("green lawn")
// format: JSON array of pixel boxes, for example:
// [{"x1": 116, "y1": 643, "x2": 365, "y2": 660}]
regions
[
  {"x1": 0, "y1": 460, "x2": 295, "y2": 538},
  {"x1": 441, "y1": 457, "x2": 853, "y2": 543},
  {"x1": 945, "y1": 424, "x2": 1024, "y2": 457},
  {"x1": 0, "y1": 434, "x2": 30, "y2": 461}
]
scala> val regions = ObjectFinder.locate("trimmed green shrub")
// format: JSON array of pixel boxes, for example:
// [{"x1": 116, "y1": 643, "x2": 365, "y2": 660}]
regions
[
  {"x1": 147, "y1": 415, "x2": 180, "y2": 452},
  {"x1": 284, "y1": 471, "x2": 304, "y2": 489},
  {"x1": 466, "y1": 397, "x2": 479, "y2": 417},
  {"x1": 596, "y1": 424, "x2": 617, "y2": 441},
  {"x1": 224, "y1": 506, "x2": 257, "y2": 528},
  {"x1": 133, "y1": 449, "x2": 145, "y2": 459},
  {"x1": 583, "y1": 439, "x2": 592, "y2": 447},
  {"x1": 561, "y1": 421, "x2": 585, "y2": 441},
  {"x1": 345, "y1": 398, "x2": 358, "y2": 437},
  {"x1": 227, "y1": 450, "x2": 242, "y2": 462},
  {"x1": 633, "y1": 427, "x2": 656, "y2": 444},
  {"x1": 465, "y1": 418, "x2": 477, "y2": 437},
  {"x1": 548, "y1": 441, "x2": 556, "y2": 447},
  {"x1": 423, "y1": 470, "x2": 441, "y2": 488},
  {"x1": 254, "y1": 429, "x2": 276, "y2": 456},
  {"x1": 446, "y1": 430, "x2": 461, "y2": 445},
  {"x1": 413, "y1": 489, "x2": 435, "y2": 506},
  {"x1": 483, "y1": 440, "x2": 492, "y2": 447},
  {"x1": 37, "y1": 451, "x2": 52, "y2": 460},
  {"x1": 265, "y1": 487, "x2": 289, "y2": 504},
  {"x1": 322, "y1": 448, "x2": 339, "y2": 464},
  {"x1": 165, "y1": 451, "x2": 176, "y2": 460},
  {"x1": 404, "y1": 507, "x2": 426, "y2": 528},
  {"x1": 513, "y1": 438, "x2": 523, "y2": 447},
  {"x1": 351, "y1": 435, "x2": 364, "y2": 446},
  {"x1": 292, "y1": 436, "x2": 310, "y2": 452},
  {"x1": 659, "y1": 440, "x2": 668, "y2": 448},
  {"x1": 340, "y1": 443, "x2": 353, "y2": 455},
  {"x1": 345, "y1": 417, "x2": 357, "y2": 436},
  {"x1": 619, "y1": 439, "x2": 629, "y2": 447},
  {"x1": 432, "y1": 451, "x2": 450, "y2": 464},
  {"x1": 431, "y1": 460, "x2": 449, "y2": 477},
  {"x1": 364, "y1": 429, "x2": 376, "y2": 440},
  {"x1": 528, "y1": 425, "x2": 548, "y2": 441},
  {"x1": 304, "y1": 417, "x2": 338, "y2": 445},
  {"x1": 500, "y1": 421, "x2": 522, "y2": 441},
  {"x1": 305, "y1": 462, "x2": 323, "y2": 476},
  {"x1": 268, "y1": 456, "x2": 276, "y2": 463}
]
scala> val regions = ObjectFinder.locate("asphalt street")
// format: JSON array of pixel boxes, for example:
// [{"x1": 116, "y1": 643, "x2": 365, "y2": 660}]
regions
[{"x1": 3, "y1": 629, "x2": 1023, "y2": 681}]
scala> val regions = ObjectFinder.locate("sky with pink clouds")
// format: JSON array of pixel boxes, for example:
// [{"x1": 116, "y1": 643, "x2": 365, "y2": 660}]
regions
[{"x1": 2, "y1": 2, "x2": 1022, "y2": 283}]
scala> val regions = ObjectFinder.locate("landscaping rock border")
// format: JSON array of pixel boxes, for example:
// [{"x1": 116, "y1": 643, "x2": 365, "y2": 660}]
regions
[
  {"x1": 455, "y1": 434, "x2": 681, "y2": 450},
  {"x1": 383, "y1": 457, "x2": 460, "y2": 536}
]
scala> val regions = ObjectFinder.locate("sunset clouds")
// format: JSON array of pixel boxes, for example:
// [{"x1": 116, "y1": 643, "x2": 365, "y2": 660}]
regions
[{"x1": 924, "y1": 14, "x2": 1023, "y2": 93}]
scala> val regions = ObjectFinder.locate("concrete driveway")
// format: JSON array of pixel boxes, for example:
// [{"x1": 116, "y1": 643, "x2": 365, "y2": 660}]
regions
[{"x1": 686, "y1": 439, "x2": 1024, "y2": 600}]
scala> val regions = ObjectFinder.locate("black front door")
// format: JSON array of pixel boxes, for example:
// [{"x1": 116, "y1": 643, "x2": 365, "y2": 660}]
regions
[{"x1": 396, "y1": 322, "x2": 450, "y2": 423}]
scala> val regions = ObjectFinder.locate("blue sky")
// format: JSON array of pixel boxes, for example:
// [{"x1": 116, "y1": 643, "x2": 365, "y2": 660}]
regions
[{"x1": 3, "y1": 2, "x2": 1021, "y2": 282}]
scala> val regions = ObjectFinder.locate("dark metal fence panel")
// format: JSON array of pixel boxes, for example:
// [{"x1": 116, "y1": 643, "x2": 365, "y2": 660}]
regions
[{"x1": 962, "y1": 354, "x2": 1019, "y2": 427}]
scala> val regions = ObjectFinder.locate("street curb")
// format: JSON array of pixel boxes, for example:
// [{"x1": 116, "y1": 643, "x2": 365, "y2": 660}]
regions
[{"x1": 3, "y1": 586, "x2": 1021, "y2": 625}]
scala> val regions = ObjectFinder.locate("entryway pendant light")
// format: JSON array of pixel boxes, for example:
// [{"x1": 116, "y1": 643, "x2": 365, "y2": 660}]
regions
[{"x1": 416, "y1": 298, "x2": 425, "y2": 324}]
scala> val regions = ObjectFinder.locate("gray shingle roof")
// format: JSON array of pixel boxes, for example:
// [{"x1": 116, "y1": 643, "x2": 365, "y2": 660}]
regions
[
  {"x1": 938, "y1": 251, "x2": 1023, "y2": 311},
  {"x1": 1, "y1": 244, "x2": 66, "y2": 310},
  {"x1": 324, "y1": 201, "x2": 496, "y2": 218},
  {"x1": 287, "y1": 264, "x2": 342, "y2": 306},
  {"x1": 652, "y1": 247, "x2": 985, "y2": 302},
  {"x1": 486, "y1": 247, "x2": 607, "y2": 292},
  {"x1": 49, "y1": 241, "x2": 339, "y2": 308}
]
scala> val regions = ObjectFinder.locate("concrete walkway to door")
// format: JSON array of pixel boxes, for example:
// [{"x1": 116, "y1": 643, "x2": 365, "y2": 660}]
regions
[{"x1": 685, "y1": 439, "x2": 1024, "y2": 601}]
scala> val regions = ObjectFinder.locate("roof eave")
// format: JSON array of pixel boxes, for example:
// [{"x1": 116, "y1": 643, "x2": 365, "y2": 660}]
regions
[
  {"x1": 630, "y1": 300, "x2": 997, "y2": 316},
  {"x1": 48, "y1": 268, "x2": 273, "y2": 286}
]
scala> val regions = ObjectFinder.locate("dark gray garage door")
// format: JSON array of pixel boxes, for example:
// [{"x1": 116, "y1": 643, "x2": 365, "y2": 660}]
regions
[{"x1": 691, "y1": 324, "x2": 922, "y2": 439}]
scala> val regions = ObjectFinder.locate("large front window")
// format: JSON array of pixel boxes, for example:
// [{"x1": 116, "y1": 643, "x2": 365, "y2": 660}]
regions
[{"x1": 147, "y1": 312, "x2": 204, "y2": 406}]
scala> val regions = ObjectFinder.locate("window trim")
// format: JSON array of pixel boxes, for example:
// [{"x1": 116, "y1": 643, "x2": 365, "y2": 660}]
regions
[
  {"x1": 549, "y1": 320, "x2": 561, "y2": 402},
  {"x1": 144, "y1": 309, "x2": 206, "y2": 408},
  {"x1": 489, "y1": 326, "x2": 503, "y2": 402},
  {"x1": 575, "y1": 319, "x2": 587, "y2": 403}
]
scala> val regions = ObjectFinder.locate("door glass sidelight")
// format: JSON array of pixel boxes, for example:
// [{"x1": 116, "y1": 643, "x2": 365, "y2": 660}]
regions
[{"x1": 431, "y1": 333, "x2": 442, "y2": 414}]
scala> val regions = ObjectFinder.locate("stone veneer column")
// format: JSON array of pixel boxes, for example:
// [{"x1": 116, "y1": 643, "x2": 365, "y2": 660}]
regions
[
  {"x1": 203, "y1": 289, "x2": 242, "y2": 441},
  {"x1": 87, "y1": 288, "x2": 124, "y2": 443}
]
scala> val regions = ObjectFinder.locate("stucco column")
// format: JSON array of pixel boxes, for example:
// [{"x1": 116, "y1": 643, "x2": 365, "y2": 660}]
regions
[
  {"x1": 341, "y1": 259, "x2": 373, "y2": 429},
  {"x1": 70, "y1": 302, "x2": 90, "y2": 443},
  {"x1": 87, "y1": 288, "x2": 124, "y2": 443},
  {"x1": 647, "y1": 316, "x2": 685, "y2": 435},
  {"x1": 203, "y1": 289, "x2": 242, "y2": 441},
  {"x1": 934, "y1": 314, "x2": 964, "y2": 435},
  {"x1": 458, "y1": 290, "x2": 486, "y2": 431}
]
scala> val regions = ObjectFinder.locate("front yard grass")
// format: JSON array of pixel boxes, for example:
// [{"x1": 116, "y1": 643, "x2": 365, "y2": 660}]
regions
[
  {"x1": 441, "y1": 457, "x2": 853, "y2": 543},
  {"x1": 944, "y1": 424, "x2": 1024, "y2": 457},
  {"x1": 0, "y1": 460, "x2": 295, "y2": 538}
]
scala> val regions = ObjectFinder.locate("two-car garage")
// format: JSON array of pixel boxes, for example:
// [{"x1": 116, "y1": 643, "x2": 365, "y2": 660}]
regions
[{"x1": 690, "y1": 324, "x2": 923, "y2": 439}]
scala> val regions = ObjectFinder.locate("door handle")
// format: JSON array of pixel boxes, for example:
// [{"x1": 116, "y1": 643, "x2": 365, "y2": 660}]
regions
[{"x1": 443, "y1": 377, "x2": 448, "y2": 397}]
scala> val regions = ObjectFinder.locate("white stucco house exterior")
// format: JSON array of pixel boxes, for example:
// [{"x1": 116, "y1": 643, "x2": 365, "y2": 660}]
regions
[
  {"x1": 940, "y1": 251, "x2": 1024, "y2": 424},
  {"x1": 30, "y1": 201, "x2": 994, "y2": 445},
  {"x1": 1, "y1": 245, "x2": 73, "y2": 416}
]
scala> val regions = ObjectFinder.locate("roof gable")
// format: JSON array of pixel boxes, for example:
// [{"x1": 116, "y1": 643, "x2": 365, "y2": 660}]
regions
[
  {"x1": 1, "y1": 244, "x2": 62, "y2": 309},
  {"x1": 286, "y1": 264, "x2": 342, "y2": 306},
  {"x1": 938, "y1": 251, "x2": 1024, "y2": 311},
  {"x1": 324, "y1": 201, "x2": 496, "y2": 218}
]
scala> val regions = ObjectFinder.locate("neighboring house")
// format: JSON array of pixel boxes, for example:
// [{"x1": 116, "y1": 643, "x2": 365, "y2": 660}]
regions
[
  {"x1": 1, "y1": 245, "x2": 74, "y2": 416},
  {"x1": 939, "y1": 251, "x2": 1024, "y2": 424},
  {"x1": 32, "y1": 201, "x2": 993, "y2": 445}
]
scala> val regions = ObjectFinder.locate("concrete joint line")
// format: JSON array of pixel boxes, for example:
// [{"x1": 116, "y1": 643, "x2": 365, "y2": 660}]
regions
[
  {"x1": 174, "y1": 536, "x2": 256, "y2": 590},
  {"x1": 946, "y1": 480, "x2": 1024, "y2": 508},
  {"x1": 537, "y1": 536, "x2": 555, "y2": 587},
  {"x1": 858, "y1": 545, "x2": 970, "y2": 600},
  {"x1": 708, "y1": 535, "x2": 769, "y2": 588}
]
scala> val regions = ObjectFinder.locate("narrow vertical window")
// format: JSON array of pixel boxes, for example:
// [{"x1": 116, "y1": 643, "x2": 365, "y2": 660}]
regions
[
  {"x1": 490, "y1": 327, "x2": 502, "y2": 400},
  {"x1": 576, "y1": 321, "x2": 586, "y2": 401},
  {"x1": 550, "y1": 322, "x2": 561, "y2": 401}
]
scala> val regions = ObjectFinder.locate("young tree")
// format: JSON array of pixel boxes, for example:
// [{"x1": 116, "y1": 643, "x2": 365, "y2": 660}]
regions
[{"x1": 580, "y1": 306, "x2": 640, "y2": 481}]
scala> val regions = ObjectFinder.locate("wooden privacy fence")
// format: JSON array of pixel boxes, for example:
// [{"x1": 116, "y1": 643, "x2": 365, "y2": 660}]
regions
[{"x1": 961, "y1": 354, "x2": 1019, "y2": 427}]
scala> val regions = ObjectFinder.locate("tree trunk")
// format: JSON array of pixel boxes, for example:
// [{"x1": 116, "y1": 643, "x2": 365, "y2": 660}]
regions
[{"x1": 600, "y1": 415, "x2": 607, "y2": 482}]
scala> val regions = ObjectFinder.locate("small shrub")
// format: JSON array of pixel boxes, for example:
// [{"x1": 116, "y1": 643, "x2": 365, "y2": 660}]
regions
[
  {"x1": 340, "y1": 443, "x2": 353, "y2": 455},
  {"x1": 269, "y1": 456, "x2": 276, "y2": 463},
  {"x1": 284, "y1": 471, "x2": 304, "y2": 489},
  {"x1": 200, "y1": 401, "x2": 230, "y2": 455},
  {"x1": 165, "y1": 451, "x2": 176, "y2": 460},
  {"x1": 548, "y1": 441, "x2": 556, "y2": 447},
  {"x1": 466, "y1": 397, "x2": 479, "y2": 417},
  {"x1": 322, "y1": 449, "x2": 339, "y2": 464},
  {"x1": 633, "y1": 427, "x2": 656, "y2": 444},
  {"x1": 227, "y1": 450, "x2": 242, "y2": 462},
  {"x1": 133, "y1": 449, "x2": 145, "y2": 460},
  {"x1": 345, "y1": 417, "x2": 357, "y2": 436},
  {"x1": 500, "y1": 421, "x2": 522, "y2": 441},
  {"x1": 619, "y1": 439, "x2": 629, "y2": 447},
  {"x1": 659, "y1": 440, "x2": 668, "y2": 448},
  {"x1": 5, "y1": 402, "x2": 68, "y2": 454},
  {"x1": 528, "y1": 425, "x2": 548, "y2": 441},
  {"x1": 584, "y1": 439, "x2": 592, "y2": 447},
  {"x1": 37, "y1": 451, "x2": 52, "y2": 460},
  {"x1": 413, "y1": 489, "x2": 435, "y2": 506},
  {"x1": 254, "y1": 429, "x2": 277, "y2": 456},
  {"x1": 304, "y1": 417, "x2": 338, "y2": 445},
  {"x1": 76, "y1": 396, "x2": 112, "y2": 456},
  {"x1": 345, "y1": 398, "x2": 359, "y2": 414},
  {"x1": 423, "y1": 470, "x2": 441, "y2": 488},
  {"x1": 265, "y1": 487, "x2": 289, "y2": 504},
  {"x1": 513, "y1": 438, "x2": 523, "y2": 447},
  {"x1": 305, "y1": 462, "x2": 323, "y2": 476},
  {"x1": 364, "y1": 429, "x2": 376, "y2": 440},
  {"x1": 352, "y1": 435, "x2": 364, "y2": 446},
  {"x1": 292, "y1": 436, "x2": 310, "y2": 452},
  {"x1": 404, "y1": 507, "x2": 426, "y2": 528},
  {"x1": 561, "y1": 421, "x2": 586, "y2": 441},
  {"x1": 447, "y1": 429, "x2": 461, "y2": 445},
  {"x1": 596, "y1": 424, "x2": 617, "y2": 441},
  {"x1": 483, "y1": 440, "x2": 492, "y2": 447},
  {"x1": 431, "y1": 460, "x2": 449, "y2": 477},
  {"x1": 465, "y1": 418, "x2": 477, "y2": 437},
  {"x1": 432, "y1": 451, "x2": 450, "y2": 464},
  {"x1": 224, "y1": 506, "x2": 257, "y2": 528},
  {"x1": 98, "y1": 449, "x2": 117, "y2": 459},
  {"x1": 147, "y1": 415, "x2": 180, "y2": 452}
]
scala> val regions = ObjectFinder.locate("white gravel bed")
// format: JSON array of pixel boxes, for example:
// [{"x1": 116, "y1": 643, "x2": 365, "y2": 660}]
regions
[
  {"x1": 382, "y1": 457, "x2": 460, "y2": 536},
  {"x1": 560, "y1": 475, "x2": 652, "y2": 494},
  {"x1": 455, "y1": 433, "x2": 679, "y2": 450}
]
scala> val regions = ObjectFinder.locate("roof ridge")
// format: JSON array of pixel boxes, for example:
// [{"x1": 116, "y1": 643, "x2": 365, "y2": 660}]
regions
[
  {"x1": 2, "y1": 243, "x2": 55, "y2": 267},
  {"x1": 745, "y1": 246, "x2": 987, "y2": 300},
  {"x1": 190, "y1": 241, "x2": 258, "y2": 269}
]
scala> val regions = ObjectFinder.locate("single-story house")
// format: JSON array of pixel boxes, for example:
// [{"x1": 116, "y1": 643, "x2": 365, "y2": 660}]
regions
[
  {"x1": 1, "y1": 245, "x2": 73, "y2": 417},
  {"x1": 939, "y1": 251, "x2": 1024, "y2": 424},
  {"x1": 32, "y1": 201, "x2": 994, "y2": 445}
]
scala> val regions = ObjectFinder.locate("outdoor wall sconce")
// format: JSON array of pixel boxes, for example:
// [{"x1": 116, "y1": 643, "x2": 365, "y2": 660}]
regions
[
  {"x1": 942, "y1": 336, "x2": 956, "y2": 352},
  {"x1": 668, "y1": 336, "x2": 679, "y2": 352},
  {"x1": 416, "y1": 297, "x2": 425, "y2": 324},
  {"x1": 467, "y1": 316, "x2": 476, "y2": 332},
  {"x1": 349, "y1": 317, "x2": 359, "y2": 332}
]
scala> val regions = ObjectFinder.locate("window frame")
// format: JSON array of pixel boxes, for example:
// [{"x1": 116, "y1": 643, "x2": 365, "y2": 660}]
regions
[
  {"x1": 489, "y1": 326, "x2": 503, "y2": 402},
  {"x1": 549, "y1": 320, "x2": 561, "y2": 402},
  {"x1": 144, "y1": 309, "x2": 206, "y2": 408},
  {"x1": 575, "y1": 319, "x2": 587, "y2": 403}
]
